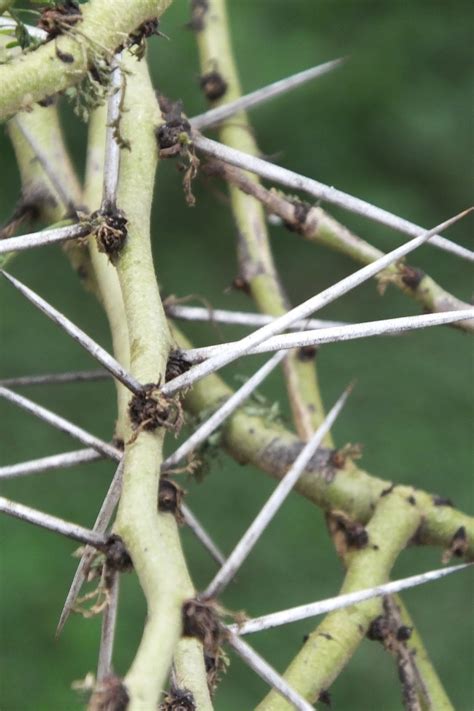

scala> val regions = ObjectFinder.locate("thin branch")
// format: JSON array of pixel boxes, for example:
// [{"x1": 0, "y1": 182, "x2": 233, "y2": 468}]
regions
[
  {"x1": 183, "y1": 310, "x2": 474, "y2": 362},
  {"x1": 56, "y1": 459, "x2": 124, "y2": 637},
  {"x1": 0, "y1": 369, "x2": 108, "y2": 387},
  {"x1": 202, "y1": 384, "x2": 351, "y2": 599},
  {"x1": 229, "y1": 563, "x2": 470, "y2": 636},
  {"x1": 165, "y1": 303, "x2": 346, "y2": 330},
  {"x1": 97, "y1": 569, "x2": 120, "y2": 682},
  {"x1": 1, "y1": 271, "x2": 142, "y2": 395},
  {"x1": 163, "y1": 350, "x2": 286, "y2": 469},
  {"x1": 228, "y1": 634, "x2": 314, "y2": 711},
  {"x1": 0, "y1": 16, "x2": 46, "y2": 40},
  {"x1": 0, "y1": 222, "x2": 90, "y2": 255},
  {"x1": 0, "y1": 386, "x2": 121, "y2": 461},
  {"x1": 0, "y1": 448, "x2": 102, "y2": 480},
  {"x1": 12, "y1": 118, "x2": 78, "y2": 213},
  {"x1": 190, "y1": 57, "x2": 345, "y2": 131},
  {"x1": 193, "y1": 134, "x2": 474, "y2": 262},
  {"x1": 161, "y1": 209, "x2": 472, "y2": 396},
  {"x1": 101, "y1": 56, "x2": 123, "y2": 212},
  {"x1": 0, "y1": 495, "x2": 108, "y2": 548}
]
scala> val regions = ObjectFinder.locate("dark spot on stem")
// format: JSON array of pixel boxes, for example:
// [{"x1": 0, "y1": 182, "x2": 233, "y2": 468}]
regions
[
  {"x1": 433, "y1": 495, "x2": 454, "y2": 507},
  {"x1": 88, "y1": 674, "x2": 129, "y2": 711},
  {"x1": 406, "y1": 495, "x2": 416, "y2": 506},
  {"x1": 380, "y1": 483, "x2": 395, "y2": 497},
  {"x1": 396, "y1": 625, "x2": 412, "y2": 642},
  {"x1": 56, "y1": 47, "x2": 74, "y2": 63},
  {"x1": 105, "y1": 534, "x2": 133, "y2": 572},
  {"x1": 91, "y1": 208, "x2": 128, "y2": 263},
  {"x1": 128, "y1": 384, "x2": 184, "y2": 437},
  {"x1": 166, "y1": 350, "x2": 192, "y2": 382},
  {"x1": 318, "y1": 690, "x2": 332, "y2": 707},
  {"x1": 297, "y1": 345, "x2": 318, "y2": 362},
  {"x1": 187, "y1": 0, "x2": 209, "y2": 31},
  {"x1": 400, "y1": 265, "x2": 425, "y2": 290},
  {"x1": 38, "y1": 0, "x2": 81, "y2": 40},
  {"x1": 158, "y1": 478, "x2": 185, "y2": 523},
  {"x1": 200, "y1": 70, "x2": 228, "y2": 101}
]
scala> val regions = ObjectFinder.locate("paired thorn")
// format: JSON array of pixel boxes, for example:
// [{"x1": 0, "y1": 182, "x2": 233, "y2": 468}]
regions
[
  {"x1": 228, "y1": 634, "x2": 314, "y2": 711},
  {"x1": 202, "y1": 384, "x2": 352, "y2": 600},
  {"x1": 96, "y1": 570, "x2": 120, "y2": 682},
  {"x1": 0, "y1": 448, "x2": 102, "y2": 480},
  {"x1": 228, "y1": 563, "x2": 471, "y2": 636},
  {"x1": 165, "y1": 302, "x2": 346, "y2": 330},
  {"x1": 0, "y1": 369, "x2": 108, "y2": 388},
  {"x1": 161, "y1": 209, "x2": 472, "y2": 397},
  {"x1": 0, "y1": 222, "x2": 91, "y2": 256},
  {"x1": 163, "y1": 350, "x2": 286, "y2": 469},
  {"x1": 56, "y1": 459, "x2": 124, "y2": 637},
  {"x1": 191, "y1": 57, "x2": 345, "y2": 131},
  {"x1": 1, "y1": 271, "x2": 141, "y2": 395},
  {"x1": 0, "y1": 495, "x2": 108, "y2": 549},
  {"x1": 192, "y1": 133, "x2": 474, "y2": 262},
  {"x1": 183, "y1": 309, "x2": 474, "y2": 362},
  {"x1": 0, "y1": 386, "x2": 121, "y2": 461}
]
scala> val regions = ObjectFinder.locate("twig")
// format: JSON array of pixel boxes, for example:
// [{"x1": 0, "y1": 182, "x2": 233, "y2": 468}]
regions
[
  {"x1": 191, "y1": 57, "x2": 345, "y2": 130},
  {"x1": 183, "y1": 310, "x2": 474, "y2": 362},
  {"x1": 97, "y1": 569, "x2": 120, "y2": 682},
  {"x1": 0, "y1": 369, "x2": 108, "y2": 388},
  {"x1": 165, "y1": 303, "x2": 346, "y2": 330},
  {"x1": 202, "y1": 384, "x2": 351, "y2": 599},
  {"x1": 229, "y1": 563, "x2": 470, "y2": 636},
  {"x1": 0, "y1": 386, "x2": 121, "y2": 461},
  {"x1": 56, "y1": 459, "x2": 124, "y2": 637},
  {"x1": 161, "y1": 209, "x2": 472, "y2": 396},
  {"x1": 193, "y1": 134, "x2": 474, "y2": 262},
  {"x1": 1, "y1": 270, "x2": 142, "y2": 395},
  {"x1": 0, "y1": 495, "x2": 108, "y2": 548},
  {"x1": 0, "y1": 448, "x2": 102, "y2": 480},
  {"x1": 228, "y1": 634, "x2": 314, "y2": 711},
  {"x1": 0, "y1": 222, "x2": 90, "y2": 255},
  {"x1": 163, "y1": 350, "x2": 286, "y2": 469}
]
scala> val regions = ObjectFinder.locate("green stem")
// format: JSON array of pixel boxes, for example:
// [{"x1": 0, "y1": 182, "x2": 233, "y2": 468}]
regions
[
  {"x1": 107, "y1": 54, "x2": 210, "y2": 710},
  {"x1": 173, "y1": 326, "x2": 474, "y2": 555},
  {"x1": 193, "y1": 0, "x2": 330, "y2": 443},
  {"x1": 84, "y1": 105, "x2": 131, "y2": 441},
  {"x1": 256, "y1": 492, "x2": 421, "y2": 709},
  {"x1": 0, "y1": 0, "x2": 173, "y2": 121}
]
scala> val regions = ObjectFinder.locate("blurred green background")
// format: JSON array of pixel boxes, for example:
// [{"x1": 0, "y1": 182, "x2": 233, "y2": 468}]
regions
[{"x1": 0, "y1": 1, "x2": 473, "y2": 709}]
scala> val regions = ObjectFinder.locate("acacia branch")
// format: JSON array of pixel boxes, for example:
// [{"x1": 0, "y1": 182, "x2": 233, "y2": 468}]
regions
[
  {"x1": 193, "y1": 0, "x2": 329, "y2": 443},
  {"x1": 0, "y1": 0, "x2": 173, "y2": 121},
  {"x1": 205, "y1": 160, "x2": 474, "y2": 334},
  {"x1": 256, "y1": 492, "x2": 422, "y2": 708}
]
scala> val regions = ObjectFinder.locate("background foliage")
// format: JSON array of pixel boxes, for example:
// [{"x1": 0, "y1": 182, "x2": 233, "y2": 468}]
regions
[{"x1": 0, "y1": 1, "x2": 472, "y2": 709}]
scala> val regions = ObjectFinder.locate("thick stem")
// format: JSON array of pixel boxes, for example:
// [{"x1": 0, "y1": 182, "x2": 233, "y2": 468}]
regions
[
  {"x1": 107, "y1": 54, "x2": 210, "y2": 710},
  {"x1": 194, "y1": 0, "x2": 329, "y2": 443},
  {"x1": 256, "y1": 492, "x2": 421, "y2": 709}
]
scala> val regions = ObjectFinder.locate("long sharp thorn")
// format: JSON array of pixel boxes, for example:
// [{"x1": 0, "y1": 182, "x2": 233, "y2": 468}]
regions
[
  {"x1": 0, "y1": 448, "x2": 103, "y2": 480},
  {"x1": 0, "y1": 495, "x2": 108, "y2": 548},
  {"x1": 228, "y1": 634, "x2": 314, "y2": 711},
  {"x1": 228, "y1": 563, "x2": 471, "y2": 636},
  {"x1": 0, "y1": 222, "x2": 91, "y2": 256},
  {"x1": 191, "y1": 57, "x2": 345, "y2": 131},
  {"x1": 163, "y1": 351, "x2": 286, "y2": 469},
  {"x1": 0, "y1": 369, "x2": 109, "y2": 388},
  {"x1": 0, "y1": 271, "x2": 142, "y2": 394},
  {"x1": 0, "y1": 386, "x2": 121, "y2": 461},
  {"x1": 12, "y1": 118, "x2": 78, "y2": 213},
  {"x1": 181, "y1": 505, "x2": 225, "y2": 566},
  {"x1": 193, "y1": 134, "x2": 474, "y2": 262},
  {"x1": 56, "y1": 459, "x2": 124, "y2": 637},
  {"x1": 183, "y1": 309, "x2": 474, "y2": 362},
  {"x1": 97, "y1": 570, "x2": 120, "y2": 682},
  {"x1": 102, "y1": 55, "x2": 123, "y2": 212},
  {"x1": 202, "y1": 384, "x2": 352, "y2": 599},
  {"x1": 0, "y1": 17, "x2": 47, "y2": 40},
  {"x1": 165, "y1": 303, "x2": 346, "y2": 330},
  {"x1": 161, "y1": 209, "x2": 472, "y2": 396}
]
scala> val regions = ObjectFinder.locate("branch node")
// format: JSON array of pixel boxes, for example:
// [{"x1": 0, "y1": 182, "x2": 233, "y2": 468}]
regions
[
  {"x1": 91, "y1": 208, "x2": 128, "y2": 263},
  {"x1": 158, "y1": 478, "x2": 185, "y2": 523},
  {"x1": 128, "y1": 384, "x2": 184, "y2": 439}
]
